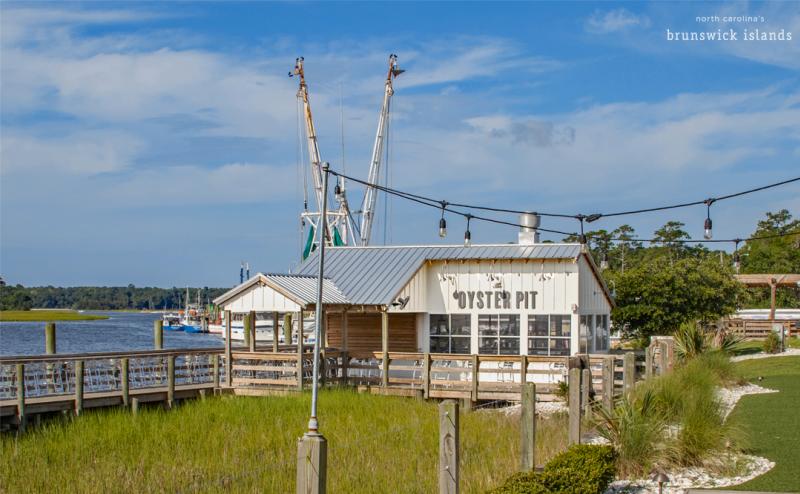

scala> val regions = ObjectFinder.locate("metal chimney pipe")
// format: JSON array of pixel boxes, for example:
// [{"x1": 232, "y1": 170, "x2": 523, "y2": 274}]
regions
[{"x1": 518, "y1": 213, "x2": 541, "y2": 244}]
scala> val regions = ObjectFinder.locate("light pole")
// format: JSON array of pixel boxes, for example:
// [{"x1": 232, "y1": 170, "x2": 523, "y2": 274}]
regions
[{"x1": 297, "y1": 162, "x2": 329, "y2": 494}]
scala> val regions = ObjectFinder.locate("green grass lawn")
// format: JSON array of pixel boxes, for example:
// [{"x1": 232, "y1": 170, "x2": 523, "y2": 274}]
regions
[
  {"x1": 728, "y1": 356, "x2": 800, "y2": 492},
  {"x1": 0, "y1": 390, "x2": 568, "y2": 493},
  {"x1": 0, "y1": 310, "x2": 108, "y2": 322}
]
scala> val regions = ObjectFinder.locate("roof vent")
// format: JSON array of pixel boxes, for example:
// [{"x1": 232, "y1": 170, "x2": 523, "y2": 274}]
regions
[{"x1": 518, "y1": 213, "x2": 541, "y2": 245}]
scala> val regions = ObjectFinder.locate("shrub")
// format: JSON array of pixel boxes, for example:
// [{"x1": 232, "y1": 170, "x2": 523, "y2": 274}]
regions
[
  {"x1": 674, "y1": 322, "x2": 708, "y2": 360},
  {"x1": 488, "y1": 445, "x2": 616, "y2": 494},
  {"x1": 763, "y1": 331, "x2": 781, "y2": 354},
  {"x1": 538, "y1": 444, "x2": 617, "y2": 494}
]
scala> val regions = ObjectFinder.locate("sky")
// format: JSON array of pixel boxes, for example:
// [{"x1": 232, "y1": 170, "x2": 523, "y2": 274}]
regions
[{"x1": 1, "y1": 1, "x2": 799, "y2": 288}]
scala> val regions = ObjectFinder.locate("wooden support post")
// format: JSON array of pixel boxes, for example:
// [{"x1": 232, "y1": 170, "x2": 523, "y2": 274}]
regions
[
  {"x1": 423, "y1": 353, "x2": 431, "y2": 399},
  {"x1": 212, "y1": 354, "x2": 220, "y2": 390},
  {"x1": 645, "y1": 344, "x2": 654, "y2": 379},
  {"x1": 284, "y1": 313, "x2": 293, "y2": 348},
  {"x1": 520, "y1": 355, "x2": 528, "y2": 386},
  {"x1": 225, "y1": 310, "x2": 232, "y2": 387},
  {"x1": 520, "y1": 382, "x2": 536, "y2": 471},
  {"x1": 664, "y1": 339, "x2": 675, "y2": 371},
  {"x1": 340, "y1": 351, "x2": 349, "y2": 386},
  {"x1": 381, "y1": 311, "x2": 389, "y2": 389},
  {"x1": 582, "y1": 368, "x2": 592, "y2": 419},
  {"x1": 154, "y1": 319, "x2": 163, "y2": 350},
  {"x1": 623, "y1": 352, "x2": 635, "y2": 398},
  {"x1": 167, "y1": 355, "x2": 175, "y2": 408},
  {"x1": 45, "y1": 322, "x2": 56, "y2": 354},
  {"x1": 131, "y1": 397, "x2": 139, "y2": 415},
  {"x1": 16, "y1": 363, "x2": 25, "y2": 431},
  {"x1": 243, "y1": 312, "x2": 251, "y2": 350},
  {"x1": 296, "y1": 433, "x2": 327, "y2": 494},
  {"x1": 568, "y1": 368, "x2": 581, "y2": 445},
  {"x1": 769, "y1": 279, "x2": 777, "y2": 321},
  {"x1": 75, "y1": 360, "x2": 84, "y2": 416},
  {"x1": 471, "y1": 354, "x2": 479, "y2": 402},
  {"x1": 273, "y1": 312, "x2": 280, "y2": 353},
  {"x1": 341, "y1": 312, "x2": 348, "y2": 354},
  {"x1": 297, "y1": 311, "x2": 304, "y2": 391},
  {"x1": 658, "y1": 341, "x2": 668, "y2": 376},
  {"x1": 121, "y1": 358, "x2": 130, "y2": 407},
  {"x1": 248, "y1": 310, "x2": 256, "y2": 352},
  {"x1": 602, "y1": 356, "x2": 614, "y2": 411},
  {"x1": 439, "y1": 400, "x2": 459, "y2": 494}
]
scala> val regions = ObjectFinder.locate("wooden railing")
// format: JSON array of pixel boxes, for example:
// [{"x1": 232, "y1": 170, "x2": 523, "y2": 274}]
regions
[{"x1": 724, "y1": 318, "x2": 798, "y2": 339}]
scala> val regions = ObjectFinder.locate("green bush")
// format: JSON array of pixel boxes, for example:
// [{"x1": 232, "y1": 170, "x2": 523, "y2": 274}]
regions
[
  {"x1": 539, "y1": 445, "x2": 617, "y2": 494},
  {"x1": 763, "y1": 331, "x2": 781, "y2": 354},
  {"x1": 489, "y1": 445, "x2": 617, "y2": 494}
]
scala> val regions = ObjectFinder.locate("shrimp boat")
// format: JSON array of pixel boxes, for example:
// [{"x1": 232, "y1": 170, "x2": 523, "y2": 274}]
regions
[
  {"x1": 211, "y1": 313, "x2": 316, "y2": 343},
  {"x1": 162, "y1": 313, "x2": 184, "y2": 331}
]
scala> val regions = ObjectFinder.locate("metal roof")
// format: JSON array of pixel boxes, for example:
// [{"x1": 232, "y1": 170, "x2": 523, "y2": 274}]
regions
[
  {"x1": 264, "y1": 274, "x2": 350, "y2": 305},
  {"x1": 297, "y1": 243, "x2": 583, "y2": 306}
]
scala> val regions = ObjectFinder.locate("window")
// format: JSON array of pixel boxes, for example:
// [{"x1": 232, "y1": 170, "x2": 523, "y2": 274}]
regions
[
  {"x1": 594, "y1": 315, "x2": 608, "y2": 351},
  {"x1": 479, "y1": 314, "x2": 520, "y2": 355},
  {"x1": 528, "y1": 315, "x2": 571, "y2": 356},
  {"x1": 579, "y1": 315, "x2": 591, "y2": 353},
  {"x1": 429, "y1": 314, "x2": 471, "y2": 353}
]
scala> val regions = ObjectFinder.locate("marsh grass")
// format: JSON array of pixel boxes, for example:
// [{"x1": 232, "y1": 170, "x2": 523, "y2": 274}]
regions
[
  {"x1": 0, "y1": 310, "x2": 108, "y2": 322},
  {"x1": 0, "y1": 390, "x2": 568, "y2": 493}
]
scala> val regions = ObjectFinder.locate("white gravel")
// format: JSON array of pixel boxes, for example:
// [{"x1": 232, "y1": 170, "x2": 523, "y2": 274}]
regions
[
  {"x1": 731, "y1": 347, "x2": 800, "y2": 362},
  {"x1": 494, "y1": 400, "x2": 568, "y2": 418}
]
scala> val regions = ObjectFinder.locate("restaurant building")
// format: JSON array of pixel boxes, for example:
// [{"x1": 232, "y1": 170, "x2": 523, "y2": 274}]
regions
[{"x1": 213, "y1": 237, "x2": 614, "y2": 359}]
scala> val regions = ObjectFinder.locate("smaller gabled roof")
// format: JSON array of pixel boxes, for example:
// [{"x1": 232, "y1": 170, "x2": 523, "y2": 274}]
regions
[{"x1": 213, "y1": 273, "x2": 349, "y2": 308}]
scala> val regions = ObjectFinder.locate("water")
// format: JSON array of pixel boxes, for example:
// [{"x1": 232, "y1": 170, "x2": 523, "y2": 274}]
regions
[{"x1": 0, "y1": 312, "x2": 224, "y2": 356}]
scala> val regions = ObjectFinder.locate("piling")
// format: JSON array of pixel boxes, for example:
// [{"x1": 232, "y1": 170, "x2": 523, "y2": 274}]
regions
[
  {"x1": 623, "y1": 352, "x2": 635, "y2": 398},
  {"x1": 645, "y1": 343, "x2": 654, "y2": 379},
  {"x1": 248, "y1": 310, "x2": 256, "y2": 351},
  {"x1": 225, "y1": 310, "x2": 232, "y2": 387},
  {"x1": 470, "y1": 354, "x2": 479, "y2": 402},
  {"x1": 121, "y1": 358, "x2": 130, "y2": 407},
  {"x1": 212, "y1": 354, "x2": 220, "y2": 389},
  {"x1": 167, "y1": 355, "x2": 176, "y2": 408},
  {"x1": 273, "y1": 312, "x2": 280, "y2": 352},
  {"x1": 284, "y1": 313, "x2": 293, "y2": 347},
  {"x1": 568, "y1": 368, "x2": 581, "y2": 445},
  {"x1": 423, "y1": 353, "x2": 431, "y2": 399},
  {"x1": 131, "y1": 397, "x2": 140, "y2": 415},
  {"x1": 296, "y1": 432, "x2": 327, "y2": 494},
  {"x1": 243, "y1": 312, "x2": 252, "y2": 349},
  {"x1": 381, "y1": 311, "x2": 389, "y2": 389},
  {"x1": 602, "y1": 356, "x2": 614, "y2": 411},
  {"x1": 520, "y1": 383, "x2": 536, "y2": 471},
  {"x1": 582, "y1": 368, "x2": 592, "y2": 419},
  {"x1": 154, "y1": 320, "x2": 163, "y2": 350},
  {"x1": 16, "y1": 363, "x2": 25, "y2": 431},
  {"x1": 439, "y1": 399, "x2": 459, "y2": 494},
  {"x1": 74, "y1": 360, "x2": 84, "y2": 416},
  {"x1": 45, "y1": 322, "x2": 56, "y2": 354}
]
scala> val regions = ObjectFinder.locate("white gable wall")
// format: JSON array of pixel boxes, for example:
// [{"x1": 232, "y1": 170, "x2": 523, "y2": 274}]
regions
[{"x1": 221, "y1": 283, "x2": 303, "y2": 313}]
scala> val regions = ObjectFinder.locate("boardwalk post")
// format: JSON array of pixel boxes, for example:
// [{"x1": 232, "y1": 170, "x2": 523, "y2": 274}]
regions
[
  {"x1": 212, "y1": 354, "x2": 220, "y2": 390},
  {"x1": 471, "y1": 355, "x2": 479, "y2": 402},
  {"x1": 658, "y1": 341, "x2": 668, "y2": 376},
  {"x1": 45, "y1": 322, "x2": 56, "y2": 354},
  {"x1": 568, "y1": 368, "x2": 581, "y2": 445},
  {"x1": 284, "y1": 313, "x2": 293, "y2": 348},
  {"x1": 167, "y1": 355, "x2": 176, "y2": 408},
  {"x1": 296, "y1": 433, "x2": 327, "y2": 494},
  {"x1": 225, "y1": 310, "x2": 233, "y2": 387},
  {"x1": 131, "y1": 397, "x2": 139, "y2": 415},
  {"x1": 16, "y1": 363, "x2": 25, "y2": 431},
  {"x1": 297, "y1": 311, "x2": 304, "y2": 391},
  {"x1": 75, "y1": 360, "x2": 84, "y2": 416},
  {"x1": 623, "y1": 352, "x2": 635, "y2": 398},
  {"x1": 243, "y1": 312, "x2": 251, "y2": 349},
  {"x1": 423, "y1": 353, "x2": 431, "y2": 399},
  {"x1": 582, "y1": 368, "x2": 592, "y2": 419},
  {"x1": 273, "y1": 312, "x2": 280, "y2": 353},
  {"x1": 520, "y1": 382, "x2": 536, "y2": 471},
  {"x1": 520, "y1": 354, "x2": 528, "y2": 386},
  {"x1": 645, "y1": 343, "x2": 654, "y2": 379},
  {"x1": 381, "y1": 311, "x2": 389, "y2": 390},
  {"x1": 439, "y1": 399, "x2": 459, "y2": 494},
  {"x1": 154, "y1": 319, "x2": 163, "y2": 350},
  {"x1": 121, "y1": 358, "x2": 130, "y2": 407},
  {"x1": 248, "y1": 310, "x2": 256, "y2": 352},
  {"x1": 602, "y1": 356, "x2": 614, "y2": 411}
]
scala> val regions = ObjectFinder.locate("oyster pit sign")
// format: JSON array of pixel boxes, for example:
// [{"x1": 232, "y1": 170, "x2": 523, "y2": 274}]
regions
[{"x1": 452, "y1": 290, "x2": 538, "y2": 310}]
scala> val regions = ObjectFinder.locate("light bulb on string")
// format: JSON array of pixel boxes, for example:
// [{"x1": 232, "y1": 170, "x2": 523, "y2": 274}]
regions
[
  {"x1": 733, "y1": 239, "x2": 741, "y2": 273},
  {"x1": 703, "y1": 199, "x2": 715, "y2": 240},
  {"x1": 438, "y1": 201, "x2": 448, "y2": 238},
  {"x1": 600, "y1": 252, "x2": 609, "y2": 270},
  {"x1": 464, "y1": 214, "x2": 472, "y2": 247}
]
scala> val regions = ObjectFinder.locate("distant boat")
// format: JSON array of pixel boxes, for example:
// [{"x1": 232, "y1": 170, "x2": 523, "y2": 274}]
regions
[{"x1": 162, "y1": 314, "x2": 184, "y2": 331}]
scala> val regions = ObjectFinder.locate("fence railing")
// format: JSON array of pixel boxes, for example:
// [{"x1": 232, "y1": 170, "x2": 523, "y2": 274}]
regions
[{"x1": 724, "y1": 318, "x2": 798, "y2": 339}]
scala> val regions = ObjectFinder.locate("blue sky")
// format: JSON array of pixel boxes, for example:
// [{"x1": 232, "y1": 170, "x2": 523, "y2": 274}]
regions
[{"x1": 1, "y1": 1, "x2": 798, "y2": 287}]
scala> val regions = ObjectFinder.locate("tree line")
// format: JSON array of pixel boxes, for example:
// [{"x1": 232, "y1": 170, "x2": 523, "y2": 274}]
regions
[{"x1": 0, "y1": 285, "x2": 229, "y2": 311}]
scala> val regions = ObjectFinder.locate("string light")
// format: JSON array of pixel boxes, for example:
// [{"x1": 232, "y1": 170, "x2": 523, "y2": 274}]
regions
[
  {"x1": 438, "y1": 201, "x2": 448, "y2": 238},
  {"x1": 464, "y1": 214, "x2": 473, "y2": 247},
  {"x1": 600, "y1": 252, "x2": 609, "y2": 270},
  {"x1": 703, "y1": 198, "x2": 715, "y2": 240},
  {"x1": 733, "y1": 239, "x2": 741, "y2": 273}
]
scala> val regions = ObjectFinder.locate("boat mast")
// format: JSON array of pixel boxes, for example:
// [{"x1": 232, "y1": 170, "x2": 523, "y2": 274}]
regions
[
  {"x1": 290, "y1": 57, "x2": 355, "y2": 257},
  {"x1": 359, "y1": 54, "x2": 404, "y2": 246}
]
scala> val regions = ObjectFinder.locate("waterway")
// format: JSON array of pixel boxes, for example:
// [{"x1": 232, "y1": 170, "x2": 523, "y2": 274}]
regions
[{"x1": 0, "y1": 311, "x2": 224, "y2": 356}]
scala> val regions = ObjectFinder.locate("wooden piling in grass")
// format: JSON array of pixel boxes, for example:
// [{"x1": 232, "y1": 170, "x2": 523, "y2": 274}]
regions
[
  {"x1": 154, "y1": 319, "x2": 163, "y2": 350},
  {"x1": 225, "y1": 310, "x2": 232, "y2": 387},
  {"x1": 167, "y1": 355, "x2": 175, "y2": 408},
  {"x1": 16, "y1": 363, "x2": 25, "y2": 431},
  {"x1": 131, "y1": 397, "x2": 139, "y2": 415},
  {"x1": 74, "y1": 360, "x2": 84, "y2": 416},
  {"x1": 423, "y1": 353, "x2": 431, "y2": 399},
  {"x1": 520, "y1": 383, "x2": 536, "y2": 471},
  {"x1": 272, "y1": 312, "x2": 280, "y2": 353},
  {"x1": 623, "y1": 352, "x2": 635, "y2": 398},
  {"x1": 121, "y1": 358, "x2": 130, "y2": 407},
  {"x1": 602, "y1": 356, "x2": 614, "y2": 411},
  {"x1": 439, "y1": 399, "x2": 459, "y2": 494},
  {"x1": 212, "y1": 354, "x2": 220, "y2": 390},
  {"x1": 45, "y1": 322, "x2": 56, "y2": 354},
  {"x1": 582, "y1": 368, "x2": 592, "y2": 419},
  {"x1": 568, "y1": 368, "x2": 581, "y2": 445},
  {"x1": 296, "y1": 433, "x2": 327, "y2": 494}
]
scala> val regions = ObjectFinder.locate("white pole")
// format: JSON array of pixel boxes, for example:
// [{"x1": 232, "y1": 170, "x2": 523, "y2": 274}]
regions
[{"x1": 308, "y1": 162, "x2": 329, "y2": 433}]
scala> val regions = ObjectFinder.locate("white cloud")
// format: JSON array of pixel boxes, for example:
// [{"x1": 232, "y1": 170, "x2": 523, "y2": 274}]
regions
[{"x1": 586, "y1": 9, "x2": 651, "y2": 34}]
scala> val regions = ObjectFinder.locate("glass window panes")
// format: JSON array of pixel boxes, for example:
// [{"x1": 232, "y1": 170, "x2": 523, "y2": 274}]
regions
[
  {"x1": 429, "y1": 314, "x2": 471, "y2": 354},
  {"x1": 529, "y1": 315, "x2": 548, "y2": 336},
  {"x1": 478, "y1": 315, "x2": 498, "y2": 336},
  {"x1": 530, "y1": 315, "x2": 571, "y2": 357},
  {"x1": 550, "y1": 315, "x2": 571, "y2": 337},
  {"x1": 479, "y1": 315, "x2": 520, "y2": 355},
  {"x1": 499, "y1": 315, "x2": 520, "y2": 336}
]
